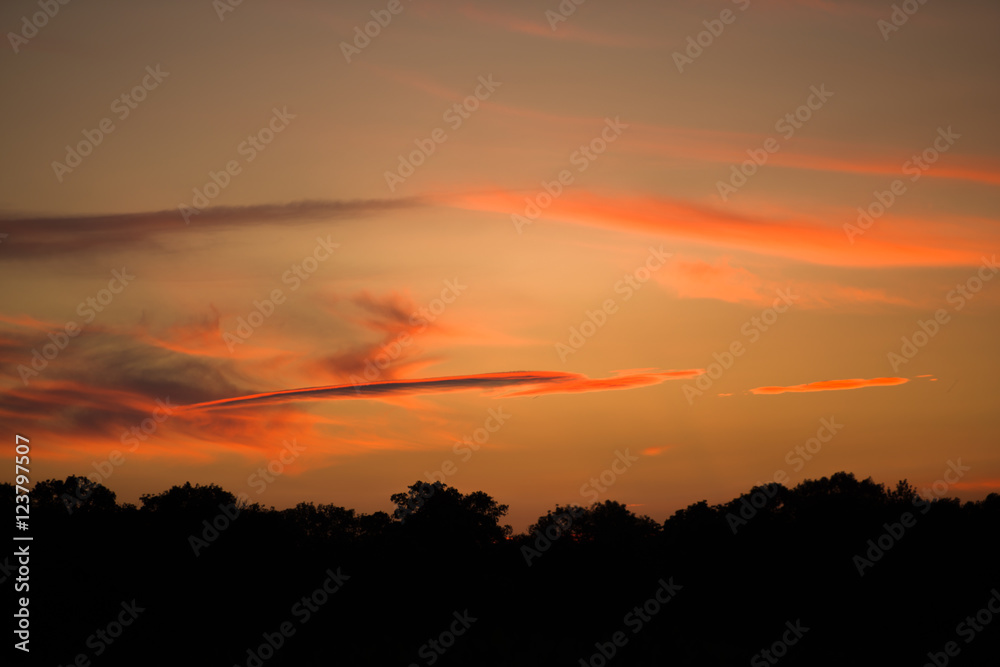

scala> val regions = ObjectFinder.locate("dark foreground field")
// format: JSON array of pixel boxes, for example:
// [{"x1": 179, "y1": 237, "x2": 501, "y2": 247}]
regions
[{"x1": 8, "y1": 471, "x2": 999, "y2": 666}]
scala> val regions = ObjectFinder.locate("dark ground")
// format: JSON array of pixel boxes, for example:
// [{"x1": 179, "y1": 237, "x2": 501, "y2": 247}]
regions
[{"x1": 7, "y1": 471, "x2": 999, "y2": 666}]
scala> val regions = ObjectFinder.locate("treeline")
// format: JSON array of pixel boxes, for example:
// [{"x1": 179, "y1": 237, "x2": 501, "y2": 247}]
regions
[{"x1": 6, "y1": 472, "x2": 999, "y2": 666}]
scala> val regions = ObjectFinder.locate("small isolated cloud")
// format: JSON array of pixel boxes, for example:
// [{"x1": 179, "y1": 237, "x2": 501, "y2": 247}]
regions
[
  {"x1": 661, "y1": 257, "x2": 764, "y2": 304},
  {"x1": 749, "y1": 377, "x2": 909, "y2": 395},
  {"x1": 182, "y1": 368, "x2": 704, "y2": 411}
]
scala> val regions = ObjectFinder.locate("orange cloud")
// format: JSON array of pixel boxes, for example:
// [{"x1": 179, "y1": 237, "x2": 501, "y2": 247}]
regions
[
  {"x1": 319, "y1": 290, "x2": 439, "y2": 383},
  {"x1": 441, "y1": 190, "x2": 994, "y2": 268},
  {"x1": 749, "y1": 377, "x2": 910, "y2": 395},
  {"x1": 497, "y1": 369, "x2": 703, "y2": 398},
  {"x1": 654, "y1": 256, "x2": 919, "y2": 308},
  {"x1": 662, "y1": 257, "x2": 764, "y2": 304},
  {"x1": 767, "y1": 150, "x2": 1000, "y2": 187},
  {"x1": 616, "y1": 118, "x2": 1000, "y2": 188}
]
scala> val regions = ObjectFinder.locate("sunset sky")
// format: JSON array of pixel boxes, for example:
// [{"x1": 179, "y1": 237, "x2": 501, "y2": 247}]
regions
[{"x1": 2, "y1": 0, "x2": 998, "y2": 530}]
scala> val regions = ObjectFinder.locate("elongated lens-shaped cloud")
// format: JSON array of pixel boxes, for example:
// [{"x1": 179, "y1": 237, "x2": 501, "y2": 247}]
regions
[
  {"x1": 181, "y1": 368, "x2": 704, "y2": 411},
  {"x1": 750, "y1": 377, "x2": 910, "y2": 395}
]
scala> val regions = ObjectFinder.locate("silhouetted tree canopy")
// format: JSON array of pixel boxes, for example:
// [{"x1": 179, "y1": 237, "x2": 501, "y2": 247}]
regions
[
  {"x1": 32, "y1": 474, "x2": 117, "y2": 514},
  {"x1": 390, "y1": 480, "x2": 512, "y2": 546},
  {"x1": 19, "y1": 472, "x2": 1000, "y2": 667},
  {"x1": 139, "y1": 480, "x2": 238, "y2": 514}
]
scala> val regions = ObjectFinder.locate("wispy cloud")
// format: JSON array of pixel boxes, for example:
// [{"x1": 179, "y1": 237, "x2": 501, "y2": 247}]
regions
[
  {"x1": 0, "y1": 198, "x2": 423, "y2": 258},
  {"x1": 658, "y1": 256, "x2": 918, "y2": 308},
  {"x1": 749, "y1": 377, "x2": 910, "y2": 395},
  {"x1": 319, "y1": 291, "x2": 447, "y2": 382},
  {"x1": 590, "y1": 119, "x2": 1000, "y2": 189},
  {"x1": 443, "y1": 190, "x2": 996, "y2": 268},
  {"x1": 182, "y1": 368, "x2": 704, "y2": 411}
]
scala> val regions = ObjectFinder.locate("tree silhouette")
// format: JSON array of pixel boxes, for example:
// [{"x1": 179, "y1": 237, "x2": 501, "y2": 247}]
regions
[
  {"x1": 391, "y1": 480, "x2": 512, "y2": 546},
  {"x1": 32, "y1": 474, "x2": 117, "y2": 514},
  {"x1": 139, "y1": 481, "x2": 239, "y2": 515},
  {"x1": 16, "y1": 472, "x2": 1000, "y2": 667}
]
